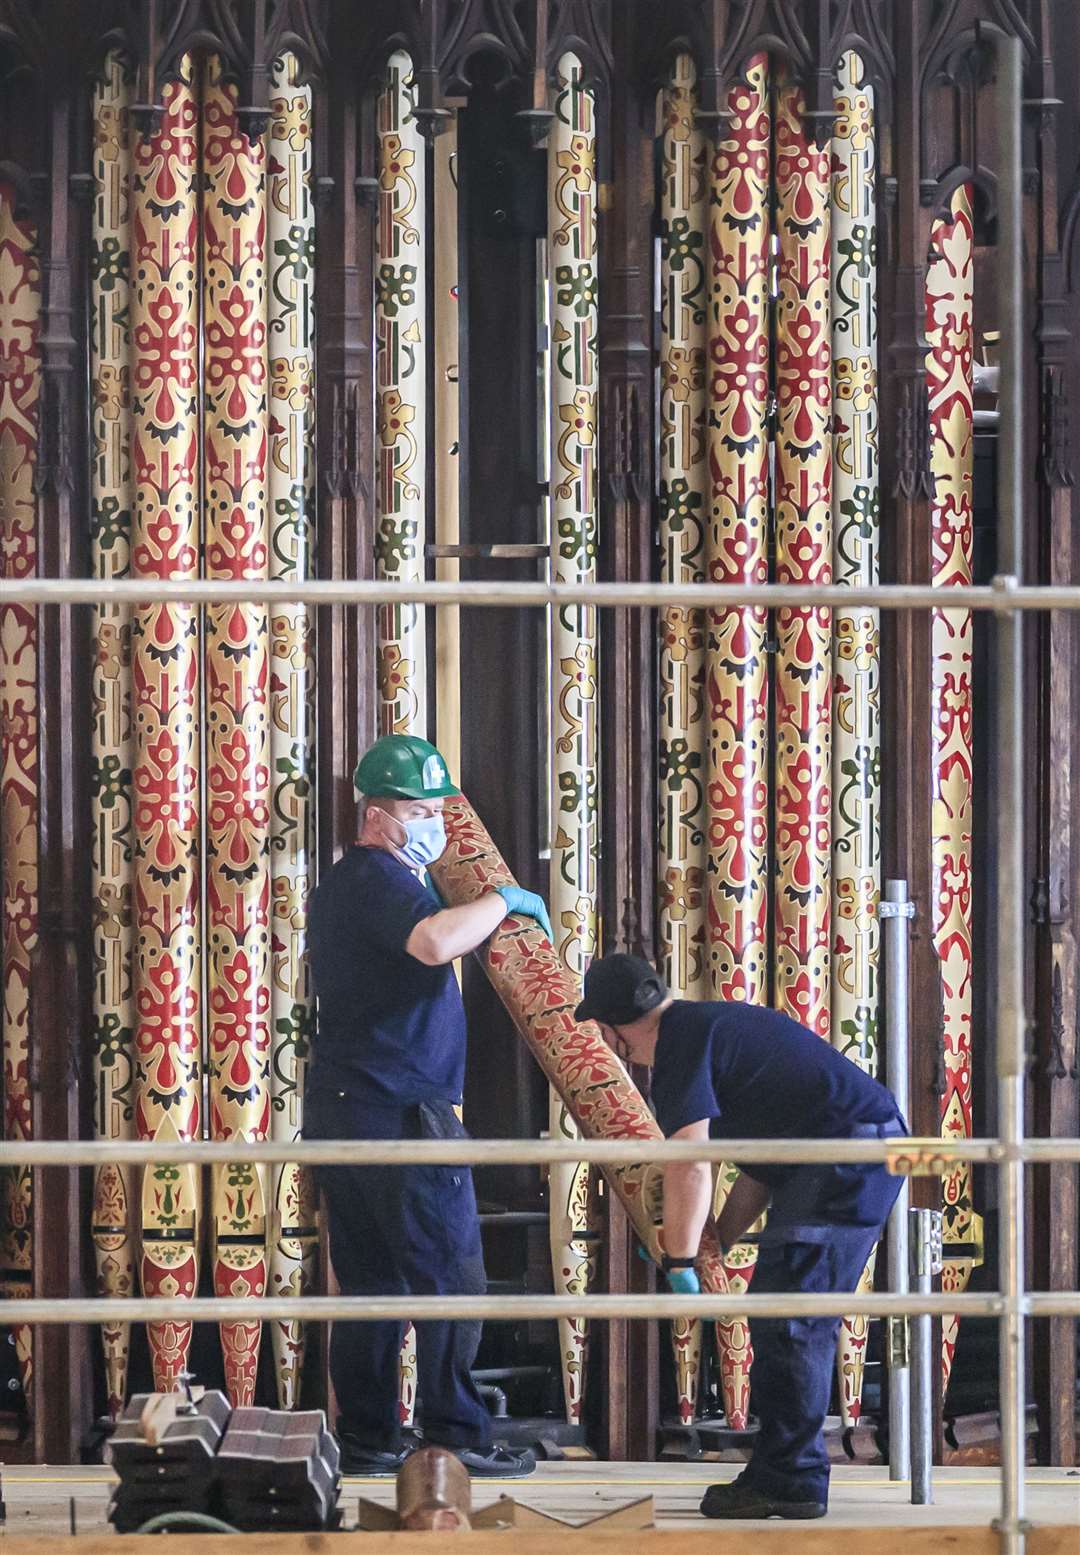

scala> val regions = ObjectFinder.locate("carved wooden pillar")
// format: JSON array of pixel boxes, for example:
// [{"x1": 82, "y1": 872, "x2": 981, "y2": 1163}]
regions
[
  {"x1": 316, "y1": 14, "x2": 376, "y2": 873},
  {"x1": 878, "y1": 0, "x2": 946, "y2": 1459},
  {"x1": 30, "y1": 75, "x2": 94, "y2": 1461},
  {"x1": 597, "y1": 0, "x2": 656, "y2": 1460},
  {"x1": 1030, "y1": 0, "x2": 1078, "y2": 1469}
]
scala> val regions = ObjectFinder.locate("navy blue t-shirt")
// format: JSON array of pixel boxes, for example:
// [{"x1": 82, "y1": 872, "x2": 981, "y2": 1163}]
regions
[
  {"x1": 306, "y1": 845, "x2": 466, "y2": 1106},
  {"x1": 650, "y1": 1000, "x2": 899, "y2": 1187}
]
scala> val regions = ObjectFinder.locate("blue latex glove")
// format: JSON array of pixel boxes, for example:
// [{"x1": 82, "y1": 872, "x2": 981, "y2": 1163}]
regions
[
  {"x1": 666, "y1": 1267, "x2": 701, "y2": 1296},
  {"x1": 494, "y1": 884, "x2": 553, "y2": 944}
]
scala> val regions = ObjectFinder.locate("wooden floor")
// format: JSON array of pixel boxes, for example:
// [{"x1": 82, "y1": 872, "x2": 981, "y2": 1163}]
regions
[{"x1": 0, "y1": 1461, "x2": 1075, "y2": 1538}]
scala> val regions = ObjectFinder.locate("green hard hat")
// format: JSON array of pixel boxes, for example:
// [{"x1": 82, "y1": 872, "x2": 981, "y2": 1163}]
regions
[{"x1": 354, "y1": 734, "x2": 461, "y2": 800}]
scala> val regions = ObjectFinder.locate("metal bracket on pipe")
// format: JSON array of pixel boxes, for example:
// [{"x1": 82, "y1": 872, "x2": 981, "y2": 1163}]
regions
[
  {"x1": 887, "y1": 1150, "x2": 955, "y2": 1177},
  {"x1": 885, "y1": 1316, "x2": 910, "y2": 1368},
  {"x1": 879, "y1": 900, "x2": 916, "y2": 920},
  {"x1": 911, "y1": 1209, "x2": 944, "y2": 1279}
]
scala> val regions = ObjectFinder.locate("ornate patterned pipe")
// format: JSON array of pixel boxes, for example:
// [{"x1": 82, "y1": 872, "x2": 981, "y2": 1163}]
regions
[
  {"x1": 925, "y1": 184, "x2": 982, "y2": 1394},
  {"x1": 830, "y1": 50, "x2": 882, "y2": 1433},
  {"x1": 659, "y1": 53, "x2": 709, "y2": 1428},
  {"x1": 376, "y1": 48, "x2": 431, "y2": 1427},
  {"x1": 201, "y1": 59, "x2": 272, "y2": 1407},
  {"x1": 429, "y1": 797, "x2": 736, "y2": 1288},
  {"x1": 0, "y1": 180, "x2": 41, "y2": 1407},
  {"x1": 266, "y1": 51, "x2": 318, "y2": 1411},
  {"x1": 90, "y1": 50, "x2": 137, "y2": 1419},
  {"x1": 774, "y1": 80, "x2": 833, "y2": 1036},
  {"x1": 547, "y1": 51, "x2": 600, "y2": 1427},
  {"x1": 704, "y1": 54, "x2": 775, "y2": 1434},
  {"x1": 375, "y1": 52, "x2": 427, "y2": 737},
  {"x1": 129, "y1": 60, "x2": 203, "y2": 1393}
]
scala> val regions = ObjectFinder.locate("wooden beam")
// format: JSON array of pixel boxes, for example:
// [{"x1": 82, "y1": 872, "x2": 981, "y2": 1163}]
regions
[{"x1": 0, "y1": 1525, "x2": 1076, "y2": 1555}]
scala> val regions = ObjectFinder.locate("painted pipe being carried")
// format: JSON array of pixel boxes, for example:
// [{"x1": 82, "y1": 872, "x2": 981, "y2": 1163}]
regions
[{"x1": 429, "y1": 797, "x2": 748, "y2": 1428}]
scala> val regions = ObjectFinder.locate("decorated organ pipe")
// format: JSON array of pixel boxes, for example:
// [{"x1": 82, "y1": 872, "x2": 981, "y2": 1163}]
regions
[
  {"x1": 201, "y1": 58, "x2": 274, "y2": 1408},
  {"x1": 90, "y1": 50, "x2": 137, "y2": 1419},
  {"x1": 266, "y1": 52, "x2": 318, "y2": 1413},
  {"x1": 130, "y1": 58, "x2": 204, "y2": 1395},
  {"x1": 773, "y1": 76, "x2": 833, "y2": 1040},
  {"x1": 830, "y1": 51, "x2": 883, "y2": 1433},
  {"x1": 431, "y1": 796, "x2": 736, "y2": 1295},
  {"x1": 375, "y1": 52, "x2": 428, "y2": 739},
  {"x1": 375, "y1": 50, "x2": 430, "y2": 1426},
  {"x1": 702, "y1": 53, "x2": 776, "y2": 1433},
  {"x1": 658, "y1": 54, "x2": 708, "y2": 1425},
  {"x1": 547, "y1": 50, "x2": 601, "y2": 1428},
  {"x1": 925, "y1": 184, "x2": 983, "y2": 1396}
]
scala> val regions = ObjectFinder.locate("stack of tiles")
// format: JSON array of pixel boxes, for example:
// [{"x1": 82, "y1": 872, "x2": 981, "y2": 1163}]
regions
[
  {"x1": 107, "y1": 1391, "x2": 230, "y2": 1532},
  {"x1": 215, "y1": 1408, "x2": 341, "y2": 1531}
]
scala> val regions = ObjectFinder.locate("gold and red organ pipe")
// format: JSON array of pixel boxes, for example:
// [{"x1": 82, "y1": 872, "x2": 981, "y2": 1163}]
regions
[
  {"x1": 266, "y1": 51, "x2": 318, "y2": 1411},
  {"x1": 773, "y1": 80, "x2": 833, "y2": 1040},
  {"x1": 130, "y1": 60, "x2": 204, "y2": 1393},
  {"x1": 201, "y1": 59, "x2": 272, "y2": 1407},
  {"x1": 925, "y1": 185, "x2": 982, "y2": 1394},
  {"x1": 830, "y1": 50, "x2": 883, "y2": 1432},
  {"x1": 547, "y1": 50, "x2": 601, "y2": 1428},
  {"x1": 658, "y1": 54, "x2": 709, "y2": 1425},
  {"x1": 90, "y1": 50, "x2": 137, "y2": 1418},
  {"x1": 703, "y1": 55, "x2": 774, "y2": 1433}
]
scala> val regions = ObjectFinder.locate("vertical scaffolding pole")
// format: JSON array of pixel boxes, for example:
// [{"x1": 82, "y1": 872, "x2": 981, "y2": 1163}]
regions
[
  {"x1": 909, "y1": 1207, "x2": 939, "y2": 1504},
  {"x1": 882, "y1": 879, "x2": 913, "y2": 1481},
  {"x1": 994, "y1": 31, "x2": 1026, "y2": 1555}
]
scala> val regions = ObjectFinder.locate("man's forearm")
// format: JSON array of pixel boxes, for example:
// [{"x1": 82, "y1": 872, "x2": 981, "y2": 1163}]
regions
[
  {"x1": 714, "y1": 1171, "x2": 770, "y2": 1250},
  {"x1": 662, "y1": 1161, "x2": 714, "y2": 1259},
  {"x1": 407, "y1": 892, "x2": 507, "y2": 965}
]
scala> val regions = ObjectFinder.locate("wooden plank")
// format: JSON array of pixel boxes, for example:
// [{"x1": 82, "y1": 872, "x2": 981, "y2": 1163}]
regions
[{"x1": 0, "y1": 1525, "x2": 1075, "y2": 1555}]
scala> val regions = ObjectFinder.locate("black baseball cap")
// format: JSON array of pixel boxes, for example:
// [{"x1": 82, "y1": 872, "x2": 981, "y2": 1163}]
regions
[{"x1": 574, "y1": 953, "x2": 669, "y2": 1026}]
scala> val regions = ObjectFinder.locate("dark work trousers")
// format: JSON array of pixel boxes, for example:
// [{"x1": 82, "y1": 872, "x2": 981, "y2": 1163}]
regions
[
  {"x1": 304, "y1": 1078, "x2": 492, "y2": 1452},
  {"x1": 744, "y1": 1122, "x2": 905, "y2": 1503}
]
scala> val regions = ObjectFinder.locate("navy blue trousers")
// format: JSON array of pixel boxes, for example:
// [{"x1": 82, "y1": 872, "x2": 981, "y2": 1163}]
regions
[
  {"x1": 304, "y1": 1079, "x2": 492, "y2": 1452},
  {"x1": 745, "y1": 1157, "x2": 903, "y2": 1502}
]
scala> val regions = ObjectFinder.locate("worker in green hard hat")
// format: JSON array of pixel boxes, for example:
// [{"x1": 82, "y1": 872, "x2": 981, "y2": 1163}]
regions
[{"x1": 304, "y1": 733, "x2": 550, "y2": 1478}]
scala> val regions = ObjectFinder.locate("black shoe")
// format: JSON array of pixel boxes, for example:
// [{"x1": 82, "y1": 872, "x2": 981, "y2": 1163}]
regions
[
  {"x1": 700, "y1": 1480, "x2": 826, "y2": 1520},
  {"x1": 337, "y1": 1440, "x2": 415, "y2": 1477},
  {"x1": 448, "y1": 1443, "x2": 537, "y2": 1477}
]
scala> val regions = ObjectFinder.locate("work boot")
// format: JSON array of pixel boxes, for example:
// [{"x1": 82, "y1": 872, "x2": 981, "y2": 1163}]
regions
[
  {"x1": 449, "y1": 1443, "x2": 537, "y2": 1477},
  {"x1": 336, "y1": 1430, "x2": 421, "y2": 1477},
  {"x1": 700, "y1": 1479, "x2": 826, "y2": 1520}
]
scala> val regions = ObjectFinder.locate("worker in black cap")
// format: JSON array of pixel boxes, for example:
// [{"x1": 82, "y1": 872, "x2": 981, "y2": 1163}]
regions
[{"x1": 575, "y1": 953, "x2": 905, "y2": 1521}]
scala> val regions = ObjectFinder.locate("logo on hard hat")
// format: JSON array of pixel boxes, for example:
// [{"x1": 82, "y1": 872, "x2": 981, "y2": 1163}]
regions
[{"x1": 422, "y1": 754, "x2": 447, "y2": 791}]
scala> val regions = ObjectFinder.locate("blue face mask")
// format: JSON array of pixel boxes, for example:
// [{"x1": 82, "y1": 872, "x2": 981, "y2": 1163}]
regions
[{"x1": 398, "y1": 812, "x2": 447, "y2": 869}]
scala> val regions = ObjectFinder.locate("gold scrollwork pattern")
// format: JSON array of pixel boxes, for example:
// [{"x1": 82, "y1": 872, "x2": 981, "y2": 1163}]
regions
[
  {"x1": 925, "y1": 184, "x2": 983, "y2": 1395},
  {"x1": 267, "y1": 51, "x2": 318, "y2": 1412},
  {"x1": 376, "y1": 52, "x2": 427, "y2": 737},
  {"x1": 91, "y1": 49, "x2": 137, "y2": 1419},
  {"x1": 548, "y1": 51, "x2": 600, "y2": 1427},
  {"x1": 659, "y1": 54, "x2": 709, "y2": 1425},
  {"x1": 830, "y1": 50, "x2": 881, "y2": 1432}
]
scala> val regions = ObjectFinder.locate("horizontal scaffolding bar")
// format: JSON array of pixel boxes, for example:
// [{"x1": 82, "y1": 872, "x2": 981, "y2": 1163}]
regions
[
  {"x1": 0, "y1": 1292, "x2": 1027, "y2": 1324},
  {"x1": 3, "y1": 573, "x2": 1080, "y2": 611},
  {"x1": 1, "y1": 1136, "x2": 1074, "y2": 1167}
]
